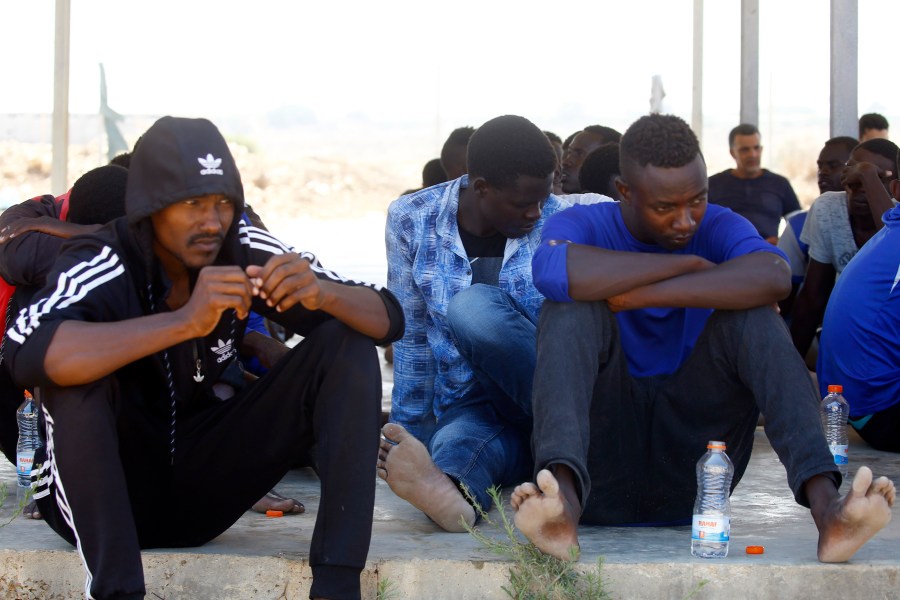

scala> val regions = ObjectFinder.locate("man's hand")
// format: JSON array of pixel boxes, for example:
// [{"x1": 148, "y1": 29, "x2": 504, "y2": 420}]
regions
[
  {"x1": 179, "y1": 266, "x2": 254, "y2": 337},
  {"x1": 841, "y1": 161, "x2": 892, "y2": 191},
  {"x1": 0, "y1": 217, "x2": 102, "y2": 243},
  {"x1": 246, "y1": 253, "x2": 330, "y2": 313}
]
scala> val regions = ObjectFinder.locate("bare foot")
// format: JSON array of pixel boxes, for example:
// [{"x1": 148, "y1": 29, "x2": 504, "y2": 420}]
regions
[
  {"x1": 22, "y1": 499, "x2": 42, "y2": 520},
  {"x1": 817, "y1": 466, "x2": 895, "y2": 562},
  {"x1": 511, "y1": 469, "x2": 580, "y2": 560},
  {"x1": 251, "y1": 489, "x2": 305, "y2": 515},
  {"x1": 376, "y1": 423, "x2": 475, "y2": 532}
]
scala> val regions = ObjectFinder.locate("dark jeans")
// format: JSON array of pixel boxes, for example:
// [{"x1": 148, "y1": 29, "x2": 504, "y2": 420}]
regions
[
  {"x1": 532, "y1": 301, "x2": 839, "y2": 525},
  {"x1": 35, "y1": 320, "x2": 380, "y2": 600}
]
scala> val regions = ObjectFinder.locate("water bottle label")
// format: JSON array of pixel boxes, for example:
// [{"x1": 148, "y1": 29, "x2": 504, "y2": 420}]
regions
[
  {"x1": 829, "y1": 444, "x2": 849, "y2": 465},
  {"x1": 16, "y1": 450, "x2": 35, "y2": 477},
  {"x1": 692, "y1": 514, "x2": 730, "y2": 542}
]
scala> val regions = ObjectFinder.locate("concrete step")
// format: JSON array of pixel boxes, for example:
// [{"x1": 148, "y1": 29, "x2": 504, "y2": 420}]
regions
[{"x1": 1, "y1": 429, "x2": 898, "y2": 599}]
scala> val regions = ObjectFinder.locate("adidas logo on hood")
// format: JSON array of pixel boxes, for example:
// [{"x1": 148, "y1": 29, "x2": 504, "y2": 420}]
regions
[{"x1": 125, "y1": 116, "x2": 245, "y2": 225}]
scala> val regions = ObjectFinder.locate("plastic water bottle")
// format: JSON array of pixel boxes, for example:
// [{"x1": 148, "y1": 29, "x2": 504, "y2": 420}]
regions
[
  {"x1": 821, "y1": 384, "x2": 849, "y2": 477},
  {"x1": 691, "y1": 440, "x2": 734, "y2": 558},
  {"x1": 16, "y1": 390, "x2": 40, "y2": 503}
]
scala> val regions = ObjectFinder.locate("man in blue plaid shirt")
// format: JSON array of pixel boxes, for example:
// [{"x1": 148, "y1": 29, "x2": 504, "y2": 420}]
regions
[{"x1": 377, "y1": 115, "x2": 568, "y2": 531}]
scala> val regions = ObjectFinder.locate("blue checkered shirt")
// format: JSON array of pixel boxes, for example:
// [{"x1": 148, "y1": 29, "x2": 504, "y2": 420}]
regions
[{"x1": 385, "y1": 175, "x2": 568, "y2": 442}]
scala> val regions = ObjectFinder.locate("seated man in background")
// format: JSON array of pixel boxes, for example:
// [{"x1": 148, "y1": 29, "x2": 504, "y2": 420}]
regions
[
  {"x1": 577, "y1": 144, "x2": 622, "y2": 200},
  {"x1": 790, "y1": 138, "x2": 898, "y2": 359},
  {"x1": 859, "y1": 113, "x2": 889, "y2": 142},
  {"x1": 559, "y1": 125, "x2": 621, "y2": 194},
  {"x1": 6, "y1": 116, "x2": 404, "y2": 600},
  {"x1": 511, "y1": 113, "x2": 894, "y2": 565},
  {"x1": 708, "y1": 123, "x2": 800, "y2": 243},
  {"x1": 817, "y1": 154, "x2": 900, "y2": 452},
  {"x1": 379, "y1": 115, "x2": 564, "y2": 531},
  {"x1": 777, "y1": 136, "x2": 858, "y2": 321},
  {"x1": 0, "y1": 165, "x2": 129, "y2": 478}
]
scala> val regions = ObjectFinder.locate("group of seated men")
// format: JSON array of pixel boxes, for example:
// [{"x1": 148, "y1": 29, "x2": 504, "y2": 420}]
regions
[{"x1": 0, "y1": 112, "x2": 896, "y2": 600}]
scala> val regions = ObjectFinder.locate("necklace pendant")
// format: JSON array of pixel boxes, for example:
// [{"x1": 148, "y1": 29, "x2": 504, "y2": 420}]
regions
[{"x1": 193, "y1": 358, "x2": 204, "y2": 383}]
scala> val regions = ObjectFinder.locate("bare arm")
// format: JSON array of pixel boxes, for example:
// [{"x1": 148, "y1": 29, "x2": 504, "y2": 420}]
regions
[
  {"x1": 789, "y1": 259, "x2": 836, "y2": 357},
  {"x1": 607, "y1": 251, "x2": 791, "y2": 312},
  {"x1": 44, "y1": 266, "x2": 254, "y2": 385},
  {"x1": 564, "y1": 242, "x2": 715, "y2": 301},
  {"x1": 246, "y1": 253, "x2": 390, "y2": 340}
]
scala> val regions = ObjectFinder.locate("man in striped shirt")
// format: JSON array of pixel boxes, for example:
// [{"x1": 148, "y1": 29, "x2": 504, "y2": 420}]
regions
[{"x1": 5, "y1": 116, "x2": 404, "y2": 600}]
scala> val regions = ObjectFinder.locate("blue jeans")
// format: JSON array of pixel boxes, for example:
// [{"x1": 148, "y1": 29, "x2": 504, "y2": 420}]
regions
[{"x1": 429, "y1": 284, "x2": 536, "y2": 513}]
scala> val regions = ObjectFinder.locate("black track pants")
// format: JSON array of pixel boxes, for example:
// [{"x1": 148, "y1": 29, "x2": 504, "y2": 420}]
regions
[{"x1": 35, "y1": 320, "x2": 381, "y2": 600}]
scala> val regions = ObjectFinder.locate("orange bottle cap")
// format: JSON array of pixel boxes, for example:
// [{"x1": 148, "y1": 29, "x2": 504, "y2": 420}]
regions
[
  {"x1": 265, "y1": 510, "x2": 283, "y2": 518},
  {"x1": 707, "y1": 441, "x2": 726, "y2": 450},
  {"x1": 745, "y1": 545, "x2": 765, "y2": 554},
  {"x1": 827, "y1": 384, "x2": 843, "y2": 393},
  {"x1": 24, "y1": 390, "x2": 33, "y2": 400}
]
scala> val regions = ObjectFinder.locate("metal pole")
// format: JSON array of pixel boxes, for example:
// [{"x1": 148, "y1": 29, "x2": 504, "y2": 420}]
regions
[
  {"x1": 740, "y1": 0, "x2": 759, "y2": 125},
  {"x1": 692, "y1": 0, "x2": 704, "y2": 146},
  {"x1": 51, "y1": 0, "x2": 71, "y2": 196},
  {"x1": 830, "y1": 0, "x2": 858, "y2": 138}
]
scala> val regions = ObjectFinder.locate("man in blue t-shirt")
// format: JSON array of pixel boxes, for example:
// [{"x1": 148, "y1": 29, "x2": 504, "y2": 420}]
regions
[
  {"x1": 818, "y1": 196, "x2": 900, "y2": 452},
  {"x1": 510, "y1": 114, "x2": 895, "y2": 564}
]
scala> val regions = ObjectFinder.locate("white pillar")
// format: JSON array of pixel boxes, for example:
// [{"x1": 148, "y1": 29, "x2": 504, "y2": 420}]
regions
[
  {"x1": 830, "y1": 0, "x2": 858, "y2": 138},
  {"x1": 740, "y1": 0, "x2": 759, "y2": 125},
  {"x1": 51, "y1": 0, "x2": 71, "y2": 196},
  {"x1": 692, "y1": 0, "x2": 704, "y2": 145}
]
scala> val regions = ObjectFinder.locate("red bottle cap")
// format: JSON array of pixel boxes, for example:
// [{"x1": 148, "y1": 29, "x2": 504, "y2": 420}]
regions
[
  {"x1": 745, "y1": 545, "x2": 765, "y2": 554},
  {"x1": 265, "y1": 510, "x2": 283, "y2": 518},
  {"x1": 827, "y1": 385, "x2": 843, "y2": 393}
]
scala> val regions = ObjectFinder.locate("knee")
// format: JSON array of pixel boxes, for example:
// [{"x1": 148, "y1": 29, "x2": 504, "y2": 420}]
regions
[
  {"x1": 446, "y1": 284, "x2": 510, "y2": 343},
  {"x1": 538, "y1": 299, "x2": 610, "y2": 335},
  {"x1": 303, "y1": 320, "x2": 378, "y2": 371}
]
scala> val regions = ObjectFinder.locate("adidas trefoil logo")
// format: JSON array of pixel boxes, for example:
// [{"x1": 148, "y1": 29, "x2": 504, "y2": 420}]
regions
[
  {"x1": 211, "y1": 338, "x2": 236, "y2": 363},
  {"x1": 198, "y1": 154, "x2": 224, "y2": 176}
]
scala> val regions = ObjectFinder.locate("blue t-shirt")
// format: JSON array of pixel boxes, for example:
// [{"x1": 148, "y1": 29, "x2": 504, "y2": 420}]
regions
[
  {"x1": 533, "y1": 202, "x2": 787, "y2": 377},
  {"x1": 817, "y1": 205, "x2": 900, "y2": 417}
]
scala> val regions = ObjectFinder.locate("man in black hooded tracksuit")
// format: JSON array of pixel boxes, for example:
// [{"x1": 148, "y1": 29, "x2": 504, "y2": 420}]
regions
[{"x1": 5, "y1": 116, "x2": 404, "y2": 600}]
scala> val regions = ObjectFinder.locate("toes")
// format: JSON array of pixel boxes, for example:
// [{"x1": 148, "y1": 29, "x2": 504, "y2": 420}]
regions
[
  {"x1": 536, "y1": 469, "x2": 560, "y2": 498},
  {"x1": 376, "y1": 466, "x2": 388, "y2": 481},
  {"x1": 851, "y1": 466, "x2": 873, "y2": 495},
  {"x1": 381, "y1": 422, "x2": 409, "y2": 445},
  {"x1": 379, "y1": 437, "x2": 395, "y2": 452},
  {"x1": 870, "y1": 476, "x2": 896, "y2": 506}
]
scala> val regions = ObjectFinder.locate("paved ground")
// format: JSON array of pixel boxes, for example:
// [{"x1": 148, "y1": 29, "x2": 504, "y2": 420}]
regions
[{"x1": 1, "y1": 425, "x2": 898, "y2": 599}]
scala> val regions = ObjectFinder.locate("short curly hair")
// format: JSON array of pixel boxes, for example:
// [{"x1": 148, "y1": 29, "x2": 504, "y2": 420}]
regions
[
  {"x1": 467, "y1": 115, "x2": 557, "y2": 189},
  {"x1": 579, "y1": 144, "x2": 620, "y2": 196},
  {"x1": 619, "y1": 114, "x2": 702, "y2": 181},
  {"x1": 855, "y1": 138, "x2": 900, "y2": 181}
]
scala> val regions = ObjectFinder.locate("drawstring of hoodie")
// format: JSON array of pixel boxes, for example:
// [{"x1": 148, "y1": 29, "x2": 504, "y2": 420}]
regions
[{"x1": 147, "y1": 282, "x2": 178, "y2": 465}]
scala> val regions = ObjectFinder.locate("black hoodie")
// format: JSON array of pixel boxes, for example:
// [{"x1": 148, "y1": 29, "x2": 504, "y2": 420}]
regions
[{"x1": 6, "y1": 116, "x2": 403, "y2": 429}]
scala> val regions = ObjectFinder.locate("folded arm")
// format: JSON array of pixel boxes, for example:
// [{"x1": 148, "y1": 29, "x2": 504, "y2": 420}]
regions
[
  {"x1": 607, "y1": 251, "x2": 792, "y2": 311},
  {"x1": 564, "y1": 242, "x2": 715, "y2": 301}
]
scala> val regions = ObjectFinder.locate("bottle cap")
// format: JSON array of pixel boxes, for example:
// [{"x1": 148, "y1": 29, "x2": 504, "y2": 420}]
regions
[
  {"x1": 265, "y1": 510, "x2": 283, "y2": 518},
  {"x1": 745, "y1": 545, "x2": 765, "y2": 554},
  {"x1": 707, "y1": 441, "x2": 726, "y2": 450},
  {"x1": 827, "y1": 384, "x2": 843, "y2": 393},
  {"x1": 24, "y1": 390, "x2": 33, "y2": 400}
]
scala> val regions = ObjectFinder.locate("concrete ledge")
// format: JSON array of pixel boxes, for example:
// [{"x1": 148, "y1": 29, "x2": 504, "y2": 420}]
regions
[{"x1": 2, "y1": 429, "x2": 898, "y2": 599}]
